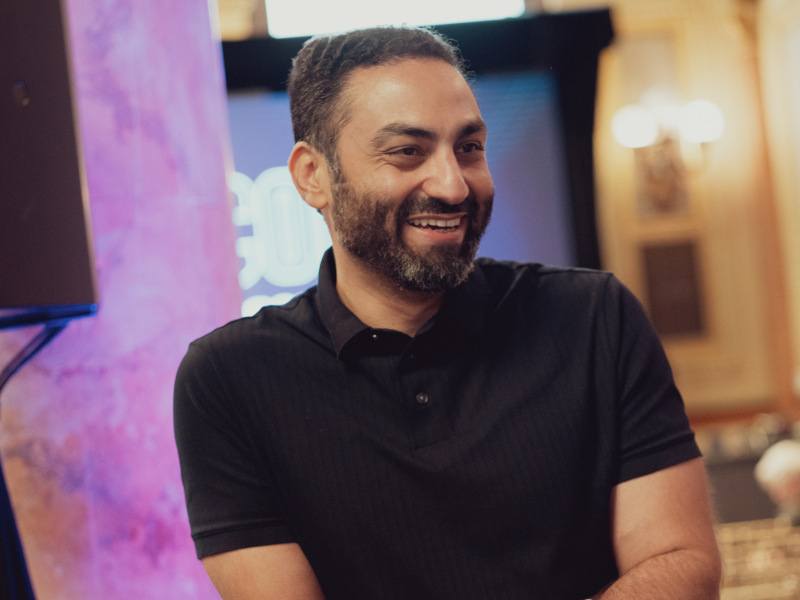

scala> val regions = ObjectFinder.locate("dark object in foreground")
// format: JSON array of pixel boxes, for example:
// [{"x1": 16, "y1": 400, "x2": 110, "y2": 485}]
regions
[{"x1": 0, "y1": 459, "x2": 35, "y2": 599}]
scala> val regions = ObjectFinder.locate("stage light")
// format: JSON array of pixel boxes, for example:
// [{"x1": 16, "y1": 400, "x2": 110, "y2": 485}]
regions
[{"x1": 264, "y1": 0, "x2": 526, "y2": 39}]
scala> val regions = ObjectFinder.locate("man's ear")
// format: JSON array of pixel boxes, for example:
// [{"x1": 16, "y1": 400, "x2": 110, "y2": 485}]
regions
[{"x1": 288, "y1": 141, "x2": 332, "y2": 212}]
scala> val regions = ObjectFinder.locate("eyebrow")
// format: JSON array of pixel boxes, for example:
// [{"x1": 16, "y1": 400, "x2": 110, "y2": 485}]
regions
[{"x1": 370, "y1": 119, "x2": 487, "y2": 148}]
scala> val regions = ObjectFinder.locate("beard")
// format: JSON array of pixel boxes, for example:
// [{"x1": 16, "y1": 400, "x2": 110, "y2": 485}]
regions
[{"x1": 329, "y1": 174, "x2": 493, "y2": 293}]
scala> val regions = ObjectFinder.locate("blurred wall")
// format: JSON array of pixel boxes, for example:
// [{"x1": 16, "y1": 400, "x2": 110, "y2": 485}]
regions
[
  {"x1": 551, "y1": 0, "x2": 798, "y2": 418},
  {"x1": 759, "y1": 0, "x2": 800, "y2": 412},
  {"x1": 0, "y1": 0, "x2": 239, "y2": 597}
]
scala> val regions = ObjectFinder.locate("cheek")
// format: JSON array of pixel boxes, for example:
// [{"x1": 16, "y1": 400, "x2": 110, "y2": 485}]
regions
[
  {"x1": 465, "y1": 165, "x2": 494, "y2": 198},
  {"x1": 367, "y1": 193, "x2": 403, "y2": 236},
  {"x1": 786, "y1": 474, "x2": 800, "y2": 497},
  {"x1": 477, "y1": 171, "x2": 495, "y2": 198},
  {"x1": 766, "y1": 475, "x2": 800, "y2": 503}
]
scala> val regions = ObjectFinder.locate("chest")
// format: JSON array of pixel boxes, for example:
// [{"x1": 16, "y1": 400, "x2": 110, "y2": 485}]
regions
[
  {"x1": 231, "y1": 333, "x2": 618, "y2": 597},
  {"x1": 248, "y1": 337, "x2": 617, "y2": 535}
]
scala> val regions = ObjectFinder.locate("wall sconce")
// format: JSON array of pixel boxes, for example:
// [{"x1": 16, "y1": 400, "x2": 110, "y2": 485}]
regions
[
  {"x1": 613, "y1": 100, "x2": 725, "y2": 149},
  {"x1": 611, "y1": 99, "x2": 725, "y2": 216}
]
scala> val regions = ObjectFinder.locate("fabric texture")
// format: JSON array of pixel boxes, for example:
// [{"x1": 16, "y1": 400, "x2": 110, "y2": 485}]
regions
[{"x1": 174, "y1": 249, "x2": 700, "y2": 599}]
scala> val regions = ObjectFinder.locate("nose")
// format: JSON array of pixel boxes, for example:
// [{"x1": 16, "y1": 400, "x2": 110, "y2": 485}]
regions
[{"x1": 421, "y1": 149, "x2": 470, "y2": 205}]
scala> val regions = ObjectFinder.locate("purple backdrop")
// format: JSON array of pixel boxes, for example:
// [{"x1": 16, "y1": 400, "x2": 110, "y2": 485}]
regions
[{"x1": 0, "y1": 1, "x2": 238, "y2": 597}]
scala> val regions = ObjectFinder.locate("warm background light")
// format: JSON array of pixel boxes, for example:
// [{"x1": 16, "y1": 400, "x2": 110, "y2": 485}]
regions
[
  {"x1": 611, "y1": 104, "x2": 660, "y2": 148},
  {"x1": 611, "y1": 100, "x2": 725, "y2": 149},
  {"x1": 678, "y1": 100, "x2": 726, "y2": 144}
]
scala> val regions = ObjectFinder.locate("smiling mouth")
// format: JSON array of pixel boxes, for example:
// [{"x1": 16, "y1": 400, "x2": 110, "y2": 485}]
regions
[{"x1": 406, "y1": 215, "x2": 464, "y2": 232}]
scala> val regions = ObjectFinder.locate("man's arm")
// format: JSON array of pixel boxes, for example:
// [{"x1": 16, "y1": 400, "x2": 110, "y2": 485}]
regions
[
  {"x1": 202, "y1": 543, "x2": 325, "y2": 600},
  {"x1": 595, "y1": 458, "x2": 722, "y2": 599}
]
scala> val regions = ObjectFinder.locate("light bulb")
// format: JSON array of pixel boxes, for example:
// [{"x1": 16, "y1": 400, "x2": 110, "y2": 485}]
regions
[
  {"x1": 611, "y1": 105, "x2": 659, "y2": 149},
  {"x1": 678, "y1": 100, "x2": 725, "y2": 144}
]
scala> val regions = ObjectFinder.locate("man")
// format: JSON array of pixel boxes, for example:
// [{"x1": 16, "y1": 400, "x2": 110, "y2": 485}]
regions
[{"x1": 174, "y1": 26, "x2": 721, "y2": 599}]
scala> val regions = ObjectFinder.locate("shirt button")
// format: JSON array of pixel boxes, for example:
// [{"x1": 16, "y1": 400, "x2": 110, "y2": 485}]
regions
[
  {"x1": 415, "y1": 392, "x2": 430, "y2": 406},
  {"x1": 371, "y1": 333, "x2": 379, "y2": 341}
]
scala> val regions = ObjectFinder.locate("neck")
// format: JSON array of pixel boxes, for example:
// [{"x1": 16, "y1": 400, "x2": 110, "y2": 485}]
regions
[{"x1": 331, "y1": 246, "x2": 443, "y2": 337}]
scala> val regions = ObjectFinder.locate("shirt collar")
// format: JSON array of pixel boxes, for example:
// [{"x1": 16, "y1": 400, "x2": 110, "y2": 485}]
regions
[
  {"x1": 314, "y1": 248, "x2": 491, "y2": 357},
  {"x1": 315, "y1": 248, "x2": 368, "y2": 356}
]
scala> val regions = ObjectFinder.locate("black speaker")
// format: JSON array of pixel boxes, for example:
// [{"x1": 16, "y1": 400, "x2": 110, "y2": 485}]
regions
[{"x1": 1, "y1": 0, "x2": 98, "y2": 322}]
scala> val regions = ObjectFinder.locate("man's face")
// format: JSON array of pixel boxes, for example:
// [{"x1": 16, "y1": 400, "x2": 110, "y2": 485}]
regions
[{"x1": 326, "y1": 58, "x2": 494, "y2": 293}]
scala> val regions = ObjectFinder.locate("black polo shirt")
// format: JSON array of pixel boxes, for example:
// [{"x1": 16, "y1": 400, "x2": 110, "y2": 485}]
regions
[{"x1": 174, "y1": 249, "x2": 700, "y2": 600}]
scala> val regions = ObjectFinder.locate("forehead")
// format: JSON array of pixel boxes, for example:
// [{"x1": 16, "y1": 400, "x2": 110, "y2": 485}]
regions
[{"x1": 339, "y1": 58, "x2": 483, "y2": 139}]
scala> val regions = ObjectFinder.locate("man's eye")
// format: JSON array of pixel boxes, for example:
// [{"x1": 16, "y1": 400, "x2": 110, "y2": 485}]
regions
[
  {"x1": 391, "y1": 147, "x2": 421, "y2": 157},
  {"x1": 459, "y1": 141, "x2": 485, "y2": 153}
]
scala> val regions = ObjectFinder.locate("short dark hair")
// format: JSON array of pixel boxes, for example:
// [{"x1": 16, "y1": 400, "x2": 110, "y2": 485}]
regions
[{"x1": 287, "y1": 26, "x2": 465, "y2": 165}]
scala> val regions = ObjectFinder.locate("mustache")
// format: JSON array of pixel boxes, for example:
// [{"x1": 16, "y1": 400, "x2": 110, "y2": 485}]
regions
[{"x1": 399, "y1": 195, "x2": 478, "y2": 218}]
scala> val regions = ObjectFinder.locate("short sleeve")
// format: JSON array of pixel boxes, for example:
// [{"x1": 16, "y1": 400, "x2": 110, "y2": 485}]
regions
[
  {"x1": 606, "y1": 277, "x2": 702, "y2": 484},
  {"x1": 173, "y1": 340, "x2": 295, "y2": 558}
]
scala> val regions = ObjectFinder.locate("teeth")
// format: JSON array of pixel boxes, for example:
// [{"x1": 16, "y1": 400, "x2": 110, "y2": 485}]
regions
[{"x1": 407, "y1": 217, "x2": 461, "y2": 228}]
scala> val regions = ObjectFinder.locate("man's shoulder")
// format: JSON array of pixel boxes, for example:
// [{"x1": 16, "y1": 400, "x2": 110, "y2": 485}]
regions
[
  {"x1": 474, "y1": 257, "x2": 615, "y2": 303},
  {"x1": 189, "y1": 287, "x2": 321, "y2": 357}
]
